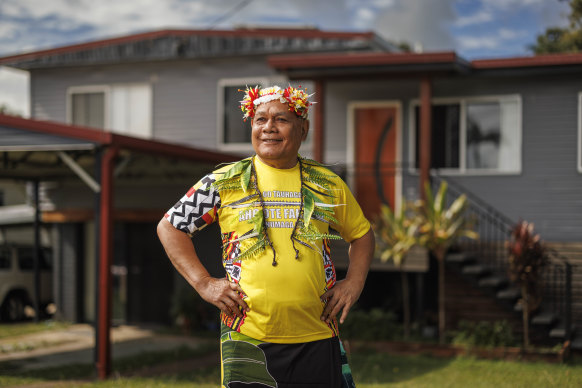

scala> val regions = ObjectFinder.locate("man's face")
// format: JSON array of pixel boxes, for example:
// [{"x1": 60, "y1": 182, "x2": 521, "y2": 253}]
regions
[{"x1": 251, "y1": 100, "x2": 309, "y2": 169}]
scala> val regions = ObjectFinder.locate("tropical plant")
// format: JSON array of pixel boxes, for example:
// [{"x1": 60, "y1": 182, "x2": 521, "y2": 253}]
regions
[
  {"x1": 416, "y1": 181, "x2": 478, "y2": 344},
  {"x1": 373, "y1": 202, "x2": 420, "y2": 338},
  {"x1": 507, "y1": 221, "x2": 549, "y2": 348}
]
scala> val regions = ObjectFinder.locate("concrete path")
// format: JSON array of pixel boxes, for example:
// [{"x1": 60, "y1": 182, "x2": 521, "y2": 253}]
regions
[{"x1": 0, "y1": 324, "x2": 212, "y2": 370}]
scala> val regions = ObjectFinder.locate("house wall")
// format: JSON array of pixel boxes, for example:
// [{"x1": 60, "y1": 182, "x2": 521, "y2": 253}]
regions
[
  {"x1": 323, "y1": 73, "x2": 582, "y2": 243},
  {"x1": 30, "y1": 58, "x2": 312, "y2": 157}
]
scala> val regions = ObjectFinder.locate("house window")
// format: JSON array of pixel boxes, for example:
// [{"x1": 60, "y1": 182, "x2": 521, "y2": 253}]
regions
[
  {"x1": 411, "y1": 95, "x2": 521, "y2": 174},
  {"x1": 71, "y1": 92, "x2": 106, "y2": 129},
  {"x1": 68, "y1": 83, "x2": 152, "y2": 138},
  {"x1": 218, "y1": 78, "x2": 270, "y2": 148},
  {"x1": 223, "y1": 84, "x2": 252, "y2": 143}
]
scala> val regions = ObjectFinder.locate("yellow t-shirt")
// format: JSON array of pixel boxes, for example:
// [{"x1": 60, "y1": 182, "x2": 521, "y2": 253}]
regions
[{"x1": 165, "y1": 156, "x2": 370, "y2": 343}]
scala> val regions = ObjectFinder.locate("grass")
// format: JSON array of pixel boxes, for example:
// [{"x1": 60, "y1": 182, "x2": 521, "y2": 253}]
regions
[
  {"x1": 0, "y1": 320, "x2": 70, "y2": 339},
  {"x1": 2, "y1": 346, "x2": 582, "y2": 387}
]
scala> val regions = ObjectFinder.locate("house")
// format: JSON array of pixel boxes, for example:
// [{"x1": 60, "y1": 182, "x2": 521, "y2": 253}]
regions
[
  {"x1": 0, "y1": 28, "x2": 397, "y2": 324},
  {"x1": 1, "y1": 26, "x2": 580, "y2": 354}
]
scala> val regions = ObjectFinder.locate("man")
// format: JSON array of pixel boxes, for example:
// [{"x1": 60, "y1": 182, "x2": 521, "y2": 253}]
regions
[{"x1": 157, "y1": 85, "x2": 374, "y2": 387}]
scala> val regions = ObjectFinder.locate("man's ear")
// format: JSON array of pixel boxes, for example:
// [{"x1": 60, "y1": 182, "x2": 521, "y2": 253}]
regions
[{"x1": 301, "y1": 119, "x2": 310, "y2": 141}]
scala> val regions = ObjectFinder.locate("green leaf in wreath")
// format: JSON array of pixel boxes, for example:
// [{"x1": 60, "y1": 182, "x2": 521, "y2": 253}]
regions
[{"x1": 241, "y1": 162, "x2": 252, "y2": 192}]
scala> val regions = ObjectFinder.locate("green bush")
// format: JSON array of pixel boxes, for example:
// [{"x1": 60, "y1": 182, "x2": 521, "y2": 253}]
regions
[
  {"x1": 340, "y1": 308, "x2": 401, "y2": 341},
  {"x1": 451, "y1": 320, "x2": 515, "y2": 348}
]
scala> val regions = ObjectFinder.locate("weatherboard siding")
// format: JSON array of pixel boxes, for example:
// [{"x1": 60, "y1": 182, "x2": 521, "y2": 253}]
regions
[
  {"x1": 29, "y1": 57, "x2": 282, "y2": 150},
  {"x1": 324, "y1": 74, "x2": 582, "y2": 243}
]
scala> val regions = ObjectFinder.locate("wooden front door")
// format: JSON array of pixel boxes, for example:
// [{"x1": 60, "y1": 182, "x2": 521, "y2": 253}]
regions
[{"x1": 354, "y1": 106, "x2": 398, "y2": 219}]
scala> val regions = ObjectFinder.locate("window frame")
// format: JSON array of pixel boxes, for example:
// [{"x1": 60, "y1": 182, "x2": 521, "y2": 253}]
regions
[
  {"x1": 408, "y1": 94, "x2": 522, "y2": 176},
  {"x1": 578, "y1": 92, "x2": 582, "y2": 173},
  {"x1": 67, "y1": 83, "x2": 153, "y2": 138},
  {"x1": 66, "y1": 85, "x2": 111, "y2": 129}
]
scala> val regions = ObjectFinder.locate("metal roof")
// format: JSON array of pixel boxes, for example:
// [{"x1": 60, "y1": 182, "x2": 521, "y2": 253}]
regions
[
  {"x1": 268, "y1": 51, "x2": 471, "y2": 79},
  {"x1": 268, "y1": 50, "x2": 582, "y2": 79},
  {"x1": 0, "y1": 28, "x2": 399, "y2": 70}
]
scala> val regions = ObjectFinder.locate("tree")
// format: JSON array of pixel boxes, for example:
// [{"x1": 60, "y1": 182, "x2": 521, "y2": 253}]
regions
[
  {"x1": 507, "y1": 221, "x2": 549, "y2": 348},
  {"x1": 416, "y1": 181, "x2": 478, "y2": 344},
  {"x1": 374, "y1": 202, "x2": 420, "y2": 338},
  {"x1": 531, "y1": 0, "x2": 582, "y2": 54},
  {"x1": 0, "y1": 104, "x2": 22, "y2": 117}
]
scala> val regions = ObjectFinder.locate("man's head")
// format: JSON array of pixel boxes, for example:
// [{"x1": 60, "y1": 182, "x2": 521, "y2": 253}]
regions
[{"x1": 240, "y1": 85, "x2": 313, "y2": 169}]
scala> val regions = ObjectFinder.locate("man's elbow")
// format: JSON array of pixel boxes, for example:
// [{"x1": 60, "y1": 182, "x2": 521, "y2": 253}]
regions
[{"x1": 157, "y1": 217, "x2": 171, "y2": 241}]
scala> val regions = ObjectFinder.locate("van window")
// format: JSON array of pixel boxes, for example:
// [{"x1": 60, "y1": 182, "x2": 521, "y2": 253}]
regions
[
  {"x1": 0, "y1": 248, "x2": 10, "y2": 269},
  {"x1": 17, "y1": 247, "x2": 53, "y2": 270}
]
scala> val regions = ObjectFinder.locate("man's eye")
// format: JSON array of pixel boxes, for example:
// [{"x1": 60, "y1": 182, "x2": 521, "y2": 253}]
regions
[{"x1": 256, "y1": 117, "x2": 266, "y2": 122}]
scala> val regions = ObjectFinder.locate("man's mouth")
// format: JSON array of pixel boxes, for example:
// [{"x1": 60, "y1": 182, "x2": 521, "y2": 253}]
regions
[{"x1": 261, "y1": 139, "x2": 282, "y2": 143}]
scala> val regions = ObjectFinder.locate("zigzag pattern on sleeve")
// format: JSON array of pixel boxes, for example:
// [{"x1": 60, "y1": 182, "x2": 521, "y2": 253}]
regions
[{"x1": 166, "y1": 174, "x2": 221, "y2": 234}]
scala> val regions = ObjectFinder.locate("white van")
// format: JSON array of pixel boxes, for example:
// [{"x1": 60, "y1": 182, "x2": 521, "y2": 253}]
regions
[{"x1": 0, "y1": 245, "x2": 53, "y2": 321}]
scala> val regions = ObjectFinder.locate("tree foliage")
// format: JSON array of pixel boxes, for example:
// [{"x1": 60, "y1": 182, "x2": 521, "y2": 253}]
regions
[{"x1": 531, "y1": 0, "x2": 582, "y2": 54}]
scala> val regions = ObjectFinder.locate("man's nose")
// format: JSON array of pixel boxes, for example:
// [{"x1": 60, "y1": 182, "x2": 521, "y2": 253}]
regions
[{"x1": 263, "y1": 118, "x2": 276, "y2": 132}]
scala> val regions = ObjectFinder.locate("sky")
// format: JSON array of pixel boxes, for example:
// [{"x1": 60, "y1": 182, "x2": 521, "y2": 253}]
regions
[{"x1": 0, "y1": 0, "x2": 571, "y2": 117}]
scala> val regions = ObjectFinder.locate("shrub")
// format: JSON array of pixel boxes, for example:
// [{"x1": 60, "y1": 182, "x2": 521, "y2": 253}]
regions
[
  {"x1": 451, "y1": 320, "x2": 515, "y2": 348},
  {"x1": 340, "y1": 308, "x2": 401, "y2": 341}
]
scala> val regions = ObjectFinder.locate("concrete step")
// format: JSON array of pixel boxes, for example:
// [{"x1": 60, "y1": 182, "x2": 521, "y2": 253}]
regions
[
  {"x1": 478, "y1": 276, "x2": 508, "y2": 288},
  {"x1": 462, "y1": 264, "x2": 490, "y2": 276},
  {"x1": 446, "y1": 252, "x2": 476, "y2": 264},
  {"x1": 549, "y1": 323, "x2": 575, "y2": 339},
  {"x1": 497, "y1": 287, "x2": 521, "y2": 300},
  {"x1": 531, "y1": 312, "x2": 557, "y2": 326}
]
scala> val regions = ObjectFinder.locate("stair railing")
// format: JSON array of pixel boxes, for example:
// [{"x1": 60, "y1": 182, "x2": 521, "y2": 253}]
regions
[{"x1": 430, "y1": 172, "x2": 573, "y2": 342}]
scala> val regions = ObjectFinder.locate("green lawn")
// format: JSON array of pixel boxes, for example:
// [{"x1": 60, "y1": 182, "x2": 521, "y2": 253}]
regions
[
  {"x1": 0, "y1": 321, "x2": 70, "y2": 339},
  {"x1": 2, "y1": 347, "x2": 582, "y2": 387}
]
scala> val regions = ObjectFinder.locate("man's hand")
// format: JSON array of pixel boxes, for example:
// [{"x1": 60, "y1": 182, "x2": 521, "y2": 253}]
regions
[
  {"x1": 197, "y1": 276, "x2": 250, "y2": 318},
  {"x1": 320, "y1": 278, "x2": 364, "y2": 324},
  {"x1": 320, "y1": 228, "x2": 375, "y2": 324}
]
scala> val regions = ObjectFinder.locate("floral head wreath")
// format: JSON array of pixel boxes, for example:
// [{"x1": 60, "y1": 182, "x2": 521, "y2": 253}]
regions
[{"x1": 240, "y1": 85, "x2": 314, "y2": 121}]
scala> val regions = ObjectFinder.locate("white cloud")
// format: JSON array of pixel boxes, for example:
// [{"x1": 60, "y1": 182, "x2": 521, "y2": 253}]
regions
[
  {"x1": 455, "y1": 10, "x2": 493, "y2": 27},
  {"x1": 373, "y1": 0, "x2": 457, "y2": 51},
  {"x1": 353, "y1": 8, "x2": 376, "y2": 29},
  {"x1": 457, "y1": 36, "x2": 500, "y2": 50}
]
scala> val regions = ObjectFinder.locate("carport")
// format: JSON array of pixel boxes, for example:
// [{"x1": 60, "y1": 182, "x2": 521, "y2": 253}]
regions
[{"x1": 0, "y1": 113, "x2": 239, "y2": 378}]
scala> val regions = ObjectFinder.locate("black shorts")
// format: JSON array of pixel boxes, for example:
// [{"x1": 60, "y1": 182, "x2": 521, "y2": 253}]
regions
[{"x1": 221, "y1": 324, "x2": 356, "y2": 388}]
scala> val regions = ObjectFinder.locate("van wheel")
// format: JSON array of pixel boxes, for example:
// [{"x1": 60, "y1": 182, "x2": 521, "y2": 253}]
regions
[{"x1": 1, "y1": 293, "x2": 27, "y2": 322}]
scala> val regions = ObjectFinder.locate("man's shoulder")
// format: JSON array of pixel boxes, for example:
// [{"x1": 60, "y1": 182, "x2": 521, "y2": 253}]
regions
[
  {"x1": 300, "y1": 158, "x2": 344, "y2": 184},
  {"x1": 211, "y1": 157, "x2": 253, "y2": 177}
]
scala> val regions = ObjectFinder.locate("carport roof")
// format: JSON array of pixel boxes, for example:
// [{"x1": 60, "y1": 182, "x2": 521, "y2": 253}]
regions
[
  {"x1": 0, "y1": 113, "x2": 240, "y2": 163},
  {"x1": 0, "y1": 114, "x2": 242, "y2": 183}
]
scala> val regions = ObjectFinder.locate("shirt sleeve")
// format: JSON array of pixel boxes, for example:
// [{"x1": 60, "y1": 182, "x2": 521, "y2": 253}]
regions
[
  {"x1": 331, "y1": 177, "x2": 371, "y2": 242},
  {"x1": 164, "y1": 173, "x2": 221, "y2": 235}
]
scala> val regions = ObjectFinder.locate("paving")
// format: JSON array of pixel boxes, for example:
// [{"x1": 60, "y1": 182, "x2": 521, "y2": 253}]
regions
[{"x1": 0, "y1": 324, "x2": 212, "y2": 371}]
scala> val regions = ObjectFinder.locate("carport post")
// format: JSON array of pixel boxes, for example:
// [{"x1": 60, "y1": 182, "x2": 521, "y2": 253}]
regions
[
  {"x1": 33, "y1": 179, "x2": 41, "y2": 322},
  {"x1": 419, "y1": 76, "x2": 432, "y2": 199},
  {"x1": 96, "y1": 146, "x2": 118, "y2": 380}
]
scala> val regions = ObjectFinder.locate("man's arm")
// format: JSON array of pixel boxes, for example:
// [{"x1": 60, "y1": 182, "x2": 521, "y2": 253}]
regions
[
  {"x1": 320, "y1": 227, "x2": 375, "y2": 324},
  {"x1": 157, "y1": 218, "x2": 249, "y2": 318}
]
